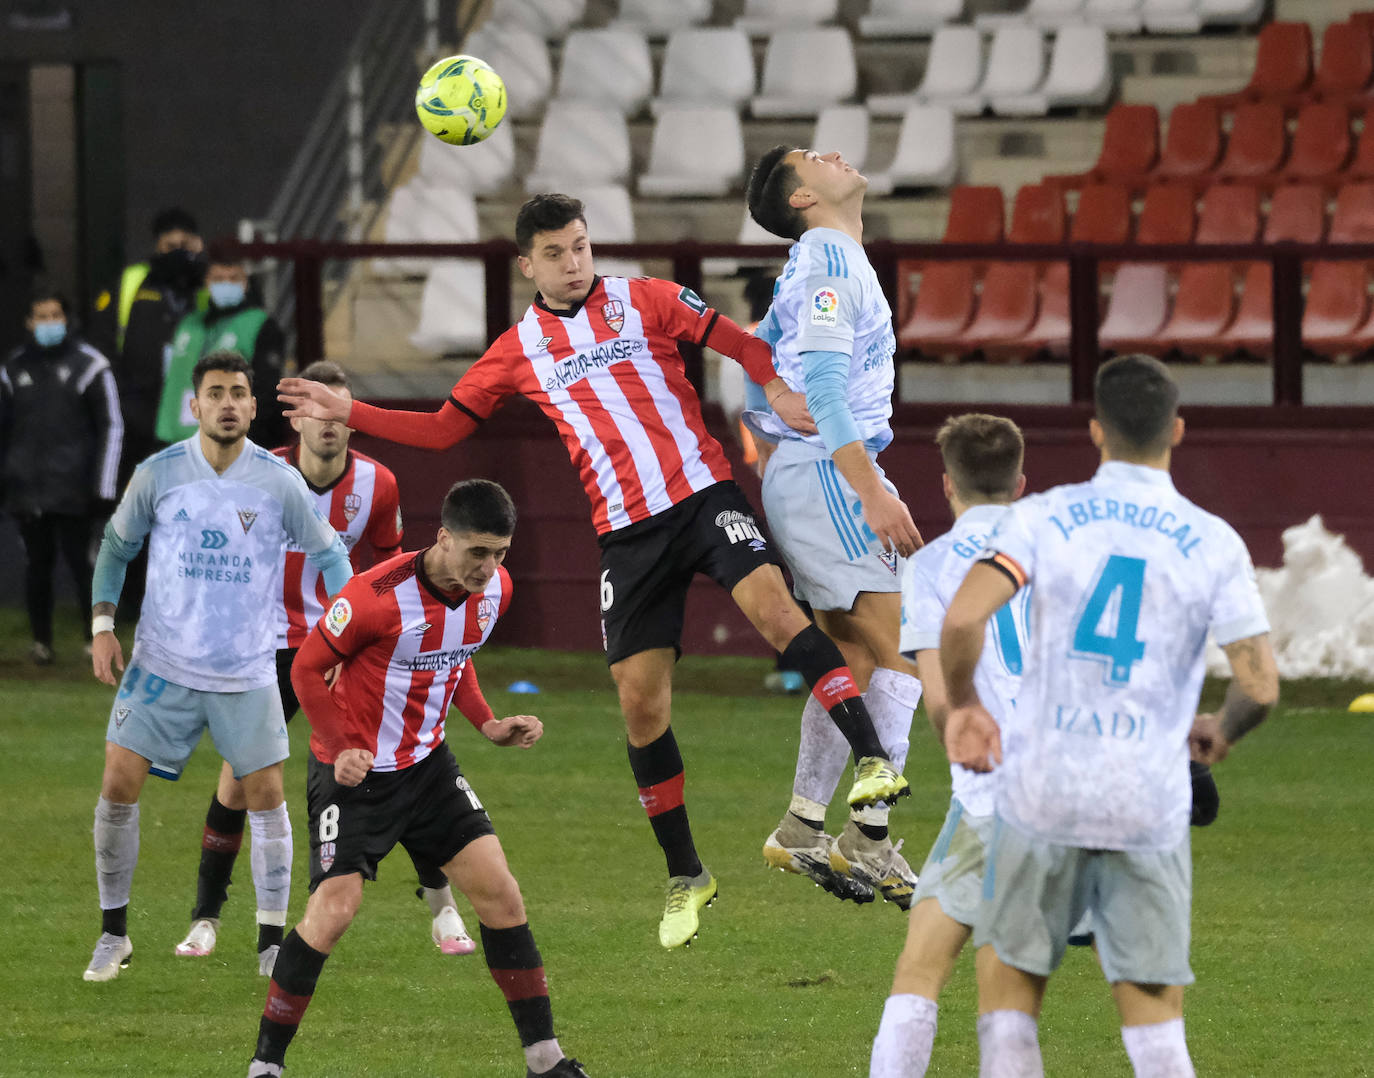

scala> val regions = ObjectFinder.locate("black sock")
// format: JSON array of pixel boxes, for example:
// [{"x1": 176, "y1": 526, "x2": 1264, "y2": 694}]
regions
[
  {"x1": 857, "y1": 822, "x2": 888, "y2": 841},
  {"x1": 627, "y1": 729, "x2": 702, "y2": 879},
  {"x1": 255, "y1": 929, "x2": 329, "y2": 1065},
  {"x1": 191, "y1": 795, "x2": 246, "y2": 920},
  {"x1": 257, "y1": 923, "x2": 285, "y2": 952},
  {"x1": 102, "y1": 904, "x2": 128, "y2": 937},
  {"x1": 780, "y1": 625, "x2": 886, "y2": 760},
  {"x1": 480, "y1": 922, "x2": 555, "y2": 1047}
]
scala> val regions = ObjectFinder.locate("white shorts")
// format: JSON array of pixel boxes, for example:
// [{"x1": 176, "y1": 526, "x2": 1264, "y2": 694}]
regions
[
  {"x1": 761, "y1": 439, "x2": 904, "y2": 611},
  {"x1": 974, "y1": 816, "x2": 1194, "y2": 986},
  {"x1": 912, "y1": 796, "x2": 995, "y2": 928},
  {"x1": 106, "y1": 661, "x2": 288, "y2": 780}
]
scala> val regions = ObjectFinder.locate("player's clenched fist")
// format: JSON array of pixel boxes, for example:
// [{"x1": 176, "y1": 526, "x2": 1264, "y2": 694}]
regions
[
  {"x1": 334, "y1": 747, "x2": 375, "y2": 786},
  {"x1": 482, "y1": 715, "x2": 544, "y2": 748},
  {"x1": 943, "y1": 703, "x2": 1002, "y2": 773}
]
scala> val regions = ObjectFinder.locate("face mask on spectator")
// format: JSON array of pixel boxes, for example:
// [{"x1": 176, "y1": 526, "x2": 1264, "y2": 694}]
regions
[
  {"x1": 209, "y1": 281, "x2": 246, "y2": 309},
  {"x1": 34, "y1": 321, "x2": 67, "y2": 348}
]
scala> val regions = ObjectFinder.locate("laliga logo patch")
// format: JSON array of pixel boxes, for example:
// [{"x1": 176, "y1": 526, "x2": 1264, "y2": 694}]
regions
[
  {"x1": 319, "y1": 841, "x2": 335, "y2": 872},
  {"x1": 115, "y1": 706, "x2": 131, "y2": 728},
  {"x1": 601, "y1": 299, "x2": 625, "y2": 334},
  {"x1": 811, "y1": 287, "x2": 839, "y2": 327},
  {"x1": 476, "y1": 597, "x2": 497, "y2": 631},
  {"x1": 236, "y1": 508, "x2": 258, "y2": 534},
  {"x1": 326, "y1": 596, "x2": 353, "y2": 637},
  {"x1": 343, "y1": 492, "x2": 362, "y2": 523}
]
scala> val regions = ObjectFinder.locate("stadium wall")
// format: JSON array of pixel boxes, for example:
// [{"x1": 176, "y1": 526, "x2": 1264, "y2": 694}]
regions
[{"x1": 344, "y1": 398, "x2": 1374, "y2": 658}]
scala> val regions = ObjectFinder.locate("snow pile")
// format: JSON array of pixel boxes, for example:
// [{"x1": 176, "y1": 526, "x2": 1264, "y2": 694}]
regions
[{"x1": 1206, "y1": 516, "x2": 1374, "y2": 679}]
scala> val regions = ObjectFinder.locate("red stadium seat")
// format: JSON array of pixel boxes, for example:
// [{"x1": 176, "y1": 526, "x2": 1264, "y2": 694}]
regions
[
  {"x1": 1153, "y1": 101, "x2": 1222, "y2": 186},
  {"x1": 1210, "y1": 102, "x2": 1287, "y2": 184},
  {"x1": 1046, "y1": 104, "x2": 1159, "y2": 190},
  {"x1": 1203, "y1": 22, "x2": 1312, "y2": 108},
  {"x1": 1022, "y1": 184, "x2": 1133, "y2": 354},
  {"x1": 1277, "y1": 102, "x2": 1353, "y2": 185},
  {"x1": 1158, "y1": 185, "x2": 1261, "y2": 349},
  {"x1": 1310, "y1": 21, "x2": 1374, "y2": 105},
  {"x1": 1100, "y1": 185, "x2": 1196, "y2": 350},
  {"x1": 898, "y1": 186, "x2": 1004, "y2": 351},
  {"x1": 1346, "y1": 113, "x2": 1374, "y2": 180},
  {"x1": 962, "y1": 185, "x2": 1067, "y2": 351},
  {"x1": 1304, "y1": 183, "x2": 1374, "y2": 355},
  {"x1": 1214, "y1": 184, "x2": 1327, "y2": 356}
]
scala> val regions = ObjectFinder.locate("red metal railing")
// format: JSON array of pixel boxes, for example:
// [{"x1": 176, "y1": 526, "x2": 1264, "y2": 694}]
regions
[{"x1": 227, "y1": 238, "x2": 1374, "y2": 407}]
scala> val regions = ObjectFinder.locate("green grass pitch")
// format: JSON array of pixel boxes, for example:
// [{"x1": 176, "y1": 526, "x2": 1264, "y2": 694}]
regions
[{"x1": 1, "y1": 611, "x2": 1370, "y2": 1076}]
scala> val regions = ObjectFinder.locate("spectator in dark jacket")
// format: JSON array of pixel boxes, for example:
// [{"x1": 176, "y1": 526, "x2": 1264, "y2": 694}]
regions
[{"x1": 1, "y1": 286, "x2": 123, "y2": 662}]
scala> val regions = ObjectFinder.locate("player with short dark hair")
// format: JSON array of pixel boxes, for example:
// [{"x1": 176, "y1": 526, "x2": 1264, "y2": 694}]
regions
[
  {"x1": 744, "y1": 145, "x2": 924, "y2": 909},
  {"x1": 245, "y1": 479, "x2": 590, "y2": 1078},
  {"x1": 84, "y1": 352, "x2": 352, "y2": 983},
  {"x1": 278, "y1": 192, "x2": 911, "y2": 949},
  {"x1": 941, "y1": 355, "x2": 1279, "y2": 1076}
]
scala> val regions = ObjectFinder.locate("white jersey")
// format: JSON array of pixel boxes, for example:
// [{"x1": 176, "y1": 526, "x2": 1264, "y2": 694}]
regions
[
  {"x1": 111, "y1": 436, "x2": 342, "y2": 692},
  {"x1": 745, "y1": 227, "x2": 896, "y2": 456},
  {"x1": 982, "y1": 460, "x2": 1270, "y2": 851},
  {"x1": 901, "y1": 504, "x2": 1026, "y2": 817}
]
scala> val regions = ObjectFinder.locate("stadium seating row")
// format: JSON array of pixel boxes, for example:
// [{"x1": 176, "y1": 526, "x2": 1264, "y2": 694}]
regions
[
  {"x1": 900, "y1": 182, "x2": 1374, "y2": 361},
  {"x1": 1202, "y1": 18, "x2": 1374, "y2": 111}
]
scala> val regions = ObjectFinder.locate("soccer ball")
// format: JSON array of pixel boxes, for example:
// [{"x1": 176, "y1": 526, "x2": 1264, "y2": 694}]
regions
[{"x1": 415, "y1": 54, "x2": 507, "y2": 146}]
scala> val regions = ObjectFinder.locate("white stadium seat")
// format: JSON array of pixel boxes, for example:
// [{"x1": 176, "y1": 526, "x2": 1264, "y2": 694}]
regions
[
  {"x1": 1085, "y1": 0, "x2": 1143, "y2": 32},
  {"x1": 813, "y1": 106, "x2": 871, "y2": 172},
  {"x1": 555, "y1": 29, "x2": 654, "y2": 115},
  {"x1": 865, "y1": 105, "x2": 958, "y2": 194},
  {"x1": 410, "y1": 261, "x2": 488, "y2": 354},
  {"x1": 525, "y1": 104, "x2": 631, "y2": 192},
  {"x1": 639, "y1": 107, "x2": 745, "y2": 197},
  {"x1": 1143, "y1": 0, "x2": 1203, "y2": 33},
  {"x1": 751, "y1": 28, "x2": 857, "y2": 118},
  {"x1": 977, "y1": 0, "x2": 1085, "y2": 29},
  {"x1": 860, "y1": 0, "x2": 964, "y2": 38},
  {"x1": 736, "y1": 0, "x2": 838, "y2": 35},
  {"x1": 611, "y1": 0, "x2": 712, "y2": 36},
  {"x1": 652, "y1": 28, "x2": 755, "y2": 115},
  {"x1": 702, "y1": 209, "x2": 789, "y2": 277},
  {"x1": 578, "y1": 184, "x2": 643, "y2": 278},
  {"x1": 376, "y1": 183, "x2": 479, "y2": 277},
  {"x1": 1200, "y1": 0, "x2": 1263, "y2": 26},
  {"x1": 995, "y1": 24, "x2": 1111, "y2": 114},
  {"x1": 415, "y1": 121, "x2": 515, "y2": 196},
  {"x1": 482, "y1": 0, "x2": 586, "y2": 40},
  {"x1": 981, "y1": 25, "x2": 1048, "y2": 117},
  {"x1": 462, "y1": 26, "x2": 552, "y2": 120}
]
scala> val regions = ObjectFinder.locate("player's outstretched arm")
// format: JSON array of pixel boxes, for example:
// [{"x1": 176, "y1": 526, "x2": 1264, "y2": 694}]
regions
[
  {"x1": 277, "y1": 377, "x2": 483, "y2": 451},
  {"x1": 481, "y1": 715, "x2": 545, "y2": 748},
  {"x1": 277, "y1": 378, "x2": 352, "y2": 423},
  {"x1": 1190, "y1": 632, "x2": 1279, "y2": 765}
]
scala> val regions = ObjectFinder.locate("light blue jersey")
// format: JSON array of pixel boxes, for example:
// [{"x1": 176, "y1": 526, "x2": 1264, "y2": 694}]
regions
[
  {"x1": 745, "y1": 227, "x2": 896, "y2": 456},
  {"x1": 106, "y1": 436, "x2": 347, "y2": 693}
]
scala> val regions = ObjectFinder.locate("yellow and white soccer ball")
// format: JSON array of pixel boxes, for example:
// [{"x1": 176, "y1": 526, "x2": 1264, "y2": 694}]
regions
[{"x1": 415, "y1": 54, "x2": 507, "y2": 145}]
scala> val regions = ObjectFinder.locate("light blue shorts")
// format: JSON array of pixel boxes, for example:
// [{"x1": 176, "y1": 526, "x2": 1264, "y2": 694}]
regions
[
  {"x1": 912, "y1": 797, "x2": 995, "y2": 928},
  {"x1": 105, "y1": 662, "x2": 288, "y2": 781},
  {"x1": 974, "y1": 816, "x2": 1194, "y2": 986},
  {"x1": 761, "y1": 441, "x2": 904, "y2": 612}
]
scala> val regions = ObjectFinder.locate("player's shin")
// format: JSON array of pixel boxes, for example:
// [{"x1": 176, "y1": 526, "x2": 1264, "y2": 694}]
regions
[
  {"x1": 253, "y1": 929, "x2": 328, "y2": 1067},
  {"x1": 94, "y1": 797, "x2": 139, "y2": 936},
  {"x1": 977, "y1": 1010, "x2": 1043, "y2": 1078},
  {"x1": 780, "y1": 625, "x2": 887, "y2": 761},
  {"x1": 192, "y1": 794, "x2": 246, "y2": 920},
  {"x1": 1121, "y1": 1019, "x2": 1195, "y2": 1078},
  {"x1": 627, "y1": 728, "x2": 702, "y2": 879},
  {"x1": 249, "y1": 804, "x2": 291, "y2": 954},
  {"x1": 870, "y1": 994, "x2": 938, "y2": 1078},
  {"x1": 480, "y1": 922, "x2": 563, "y2": 1074}
]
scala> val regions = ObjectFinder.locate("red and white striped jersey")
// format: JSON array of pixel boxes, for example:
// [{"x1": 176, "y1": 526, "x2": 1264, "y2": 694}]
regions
[
  {"x1": 275, "y1": 446, "x2": 403, "y2": 649},
  {"x1": 452, "y1": 276, "x2": 735, "y2": 534},
  {"x1": 309, "y1": 551, "x2": 512, "y2": 771}
]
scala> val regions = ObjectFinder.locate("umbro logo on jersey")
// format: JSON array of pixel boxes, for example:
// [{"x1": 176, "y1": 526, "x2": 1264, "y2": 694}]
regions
[
  {"x1": 601, "y1": 299, "x2": 625, "y2": 333},
  {"x1": 536, "y1": 335, "x2": 553, "y2": 351},
  {"x1": 343, "y1": 493, "x2": 362, "y2": 522},
  {"x1": 409, "y1": 621, "x2": 432, "y2": 635},
  {"x1": 174, "y1": 509, "x2": 191, "y2": 522},
  {"x1": 201, "y1": 529, "x2": 229, "y2": 550},
  {"x1": 237, "y1": 508, "x2": 258, "y2": 534}
]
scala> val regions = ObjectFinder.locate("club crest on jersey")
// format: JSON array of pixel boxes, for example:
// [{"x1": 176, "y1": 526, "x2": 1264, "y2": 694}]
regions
[
  {"x1": 476, "y1": 597, "x2": 497, "y2": 631},
  {"x1": 878, "y1": 549, "x2": 899, "y2": 575},
  {"x1": 601, "y1": 299, "x2": 625, "y2": 333},
  {"x1": 343, "y1": 493, "x2": 362, "y2": 522},
  {"x1": 319, "y1": 841, "x2": 335, "y2": 872},
  {"x1": 237, "y1": 508, "x2": 258, "y2": 534},
  {"x1": 811, "y1": 287, "x2": 839, "y2": 327},
  {"x1": 325, "y1": 597, "x2": 353, "y2": 637},
  {"x1": 114, "y1": 706, "x2": 131, "y2": 728}
]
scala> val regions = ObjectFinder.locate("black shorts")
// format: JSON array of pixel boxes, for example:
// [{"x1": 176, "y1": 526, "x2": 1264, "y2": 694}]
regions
[
  {"x1": 276, "y1": 648, "x2": 300, "y2": 721},
  {"x1": 305, "y1": 741, "x2": 495, "y2": 892},
  {"x1": 597, "y1": 480, "x2": 783, "y2": 665}
]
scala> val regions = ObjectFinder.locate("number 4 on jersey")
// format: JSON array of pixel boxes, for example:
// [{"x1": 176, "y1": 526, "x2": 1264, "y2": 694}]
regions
[{"x1": 1071, "y1": 555, "x2": 1146, "y2": 685}]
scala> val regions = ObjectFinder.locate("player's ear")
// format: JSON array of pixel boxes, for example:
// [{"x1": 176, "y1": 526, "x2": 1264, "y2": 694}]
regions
[
  {"x1": 941, "y1": 473, "x2": 954, "y2": 502},
  {"x1": 189, "y1": 394, "x2": 202, "y2": 421},
  {"x1": 1170, "y1": 416, "x2": 1184, "y2": 447},
  {"x1": 516, "y1": 254, "x2": 534, "y2": 280},
  {"x1": 787, "y1": 186, "x2": 817, "y2": 211},
  {"x1": 1013, "y1": 473, "x2": 1027, "y2": 499},
  {"x1": 1088, "y1": 418, "x2": 1105, "y2": 448}
]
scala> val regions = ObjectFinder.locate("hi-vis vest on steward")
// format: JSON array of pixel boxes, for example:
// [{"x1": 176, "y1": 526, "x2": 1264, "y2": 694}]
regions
[
  {"x1": 155, "y1": 306, "x2": 269, "y2": 443},
  {"x1": 113, "y1": 262, "x2": 210, "y2": 352}
]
